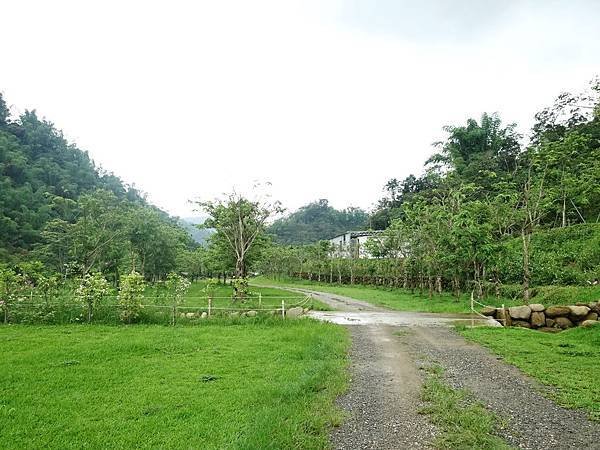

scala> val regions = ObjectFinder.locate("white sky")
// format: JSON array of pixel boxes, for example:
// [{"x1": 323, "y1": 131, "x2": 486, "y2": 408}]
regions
[{"x1": 2, "y1": 0, "x2": 599, "y2": 217}]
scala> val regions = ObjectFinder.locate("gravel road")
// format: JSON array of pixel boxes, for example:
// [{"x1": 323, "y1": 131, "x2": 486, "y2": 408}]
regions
[{"x1": 289, "y1": 288, "x2": 600, "y2": 450}]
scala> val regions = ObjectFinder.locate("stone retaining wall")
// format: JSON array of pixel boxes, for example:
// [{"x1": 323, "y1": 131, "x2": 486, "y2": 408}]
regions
[{"x1": 481, "y1": 301, "x2": 600, "y2": 331}]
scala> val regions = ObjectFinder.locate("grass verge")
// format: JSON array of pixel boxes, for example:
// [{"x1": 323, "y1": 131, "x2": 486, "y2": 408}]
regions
[
  {"x1": 420, "y1": 366, "x2": 510, "y2": 449},
  {"x1": 0, "y1": 321, "x2": 349, "y2": 449},
  {"x1": 459, "y1": 325, "x2": 600, "y2": 421},
  {"x1": 253, "y1": 276, "x2": 520, "y2": 314}
]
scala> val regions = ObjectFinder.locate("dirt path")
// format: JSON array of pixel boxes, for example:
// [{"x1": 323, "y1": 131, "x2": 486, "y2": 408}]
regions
[{"x1": 292, "y1": 288, "x2": 600, "y2": 450}]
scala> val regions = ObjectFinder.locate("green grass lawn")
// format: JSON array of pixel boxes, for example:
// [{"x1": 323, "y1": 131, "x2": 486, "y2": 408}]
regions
[
  {"x1": 459, "y1": 325, "x2": 600, "y2": 421},
  {"x1": 252, "y1": 277, "x2": 520, "y2": 314},
  {"x1": 0, "y1": 321, "x2": 348, "y2": 449}
]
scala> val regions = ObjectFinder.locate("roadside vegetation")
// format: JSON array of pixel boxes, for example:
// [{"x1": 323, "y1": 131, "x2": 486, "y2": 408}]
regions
[
  {"x1": 0, "y1": 321, "x2": 349, "y2": 449},
  {"x1": 460, "y1": 325, "x2": 600, "y2": 421},
  {"x1": 420, "y1": 366, "x2": 510, "y2": 449},
  {"x1": 253, "y1": 276, "x2": 521, "y2": 314},
  {"x1": 260, "y1": 81, "x2": 600, "y2": 310}
]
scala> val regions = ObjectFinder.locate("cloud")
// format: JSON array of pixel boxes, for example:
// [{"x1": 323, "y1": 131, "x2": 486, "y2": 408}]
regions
[{"x1": 2, "y1": 0, "x2": 598, "y2": 217}]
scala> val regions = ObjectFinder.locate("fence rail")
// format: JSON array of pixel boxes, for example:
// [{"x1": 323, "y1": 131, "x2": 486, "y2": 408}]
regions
[
  {"x1": 470, "y1": 291, "x2": 505, "y2": 326},
  {"x1": 6, "y1": 294, "x2": 314, "y2": 324}
]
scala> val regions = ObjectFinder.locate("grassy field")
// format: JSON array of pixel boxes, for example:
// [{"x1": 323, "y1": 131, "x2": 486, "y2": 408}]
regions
[
  {"x1": 145, "y1": 281, "x2": 331, "y2": 310},
  {"x1": 459, "y1": 325, "x2": 600, "y2": 421},
  {"x1": 252, "y1": 277, "x2": 520, "y2": 314},
  {"x1": 0, "y1": 321, "x2": 349, "y2": 449}
]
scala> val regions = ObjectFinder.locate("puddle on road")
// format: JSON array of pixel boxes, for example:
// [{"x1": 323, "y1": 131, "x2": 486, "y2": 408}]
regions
[{"x1": 308, "y1": 311, "x2": 497, "y2": 327}]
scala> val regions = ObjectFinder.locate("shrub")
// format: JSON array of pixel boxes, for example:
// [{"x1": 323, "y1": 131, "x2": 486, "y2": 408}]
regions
[
  {"x1": 118, "y1": 272, "x2": 145, "y2": 324},
  {"x1": 76, "y1": 272, "x2": 110, "y2": 323}
]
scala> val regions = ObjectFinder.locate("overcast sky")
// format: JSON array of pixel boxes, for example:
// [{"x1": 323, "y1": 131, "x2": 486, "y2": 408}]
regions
[{"x1": 2, "y1": 0, "x2": 599, "y2": 217}]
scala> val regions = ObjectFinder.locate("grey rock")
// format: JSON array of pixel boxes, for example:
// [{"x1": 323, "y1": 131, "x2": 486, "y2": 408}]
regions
[
  {"x1": 581, "y1": 320, "x2": 600, "y2": 328},
  {"x1": 555, "y1": 317, "x2": 574, "y2": 329},
  {"x1": 584, "y1": 312, "x2": 598, "y2": 321},
  {"x1": 545, "y1": 306, "x2": 570, "y2": 318},
  {"x1": 568, "y1": 305, "x2": 590, "y2": 317},
  {"x1": 513, "y1": 320, "x2": 531, "y2": 328},
  {"x1": 480, "y1": 306, "x2": 496, "y2": 316},
  {"x1": 246, "y1": 310, "x2": 257, "y2": 317},
  {"x1": 530, "y1": 311, "x2": 545, "y2": 328},
  {"x1": 509, "y1": 305, "x2": 532, "y2": 320},
  {"x1": 286, "y1": 306, "x2": 304, "y2": 318},
  {"x1": 529, "y1": 303, "x2": 545, "y2": 312}
]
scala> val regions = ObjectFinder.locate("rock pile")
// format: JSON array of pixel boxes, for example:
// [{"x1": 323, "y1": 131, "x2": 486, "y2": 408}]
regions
[{"x1": 482, "y1": 301, "x2": 600, "y2": 330}]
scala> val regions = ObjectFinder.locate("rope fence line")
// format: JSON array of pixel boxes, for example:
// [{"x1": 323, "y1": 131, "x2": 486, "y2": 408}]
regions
[
  {"x1": 470, "y1": 291, "x2": 506, "y2": 326},
  {"x1": 7, "y1": 295, "x2": 315, "y2": 317}
]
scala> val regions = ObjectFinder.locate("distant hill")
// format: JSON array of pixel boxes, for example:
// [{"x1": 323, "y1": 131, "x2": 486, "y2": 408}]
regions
[
  {"x1": 179, "y1": 218, "x2": 214, "y2": 246},
  {"x1": 269, "y1": 199, "x2": 369, "y2": 245}
]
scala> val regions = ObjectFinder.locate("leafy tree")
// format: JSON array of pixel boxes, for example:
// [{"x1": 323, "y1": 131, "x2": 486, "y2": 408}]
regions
[
  {"x1": 118, "y1": 271, "x2": 145, "y2": 324},
  {"x1": 75, "y1": 272, "x2": 110, "y2": 322},
  {"x1": 197, "y1": 190, "x2": 282, "y2": 278}
]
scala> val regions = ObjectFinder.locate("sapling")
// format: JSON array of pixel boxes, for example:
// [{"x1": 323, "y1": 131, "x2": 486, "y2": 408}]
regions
[
  {"x1": 166, "y1": 272, "x2": 190, "y2": 325},
  {"x1": 76, "y1": 272, "x2": 110, "y2": 323},
  {"x1": 118, "y1": 272, "x2": 145, "y2": 324}
]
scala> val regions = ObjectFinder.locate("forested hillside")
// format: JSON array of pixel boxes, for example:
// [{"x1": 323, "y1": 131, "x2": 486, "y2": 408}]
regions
[
  {"x1": 269, "y1": 199, "x2": 369, "y2": 244},
  {"x1": 0, "y1": 93, "x2": 202, "y2": 280},
  {"x1": 260, "y1": 81, "x2": 600, "y2": 301}
]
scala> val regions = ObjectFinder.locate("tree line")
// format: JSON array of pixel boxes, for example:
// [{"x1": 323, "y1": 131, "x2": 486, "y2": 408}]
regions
[{"x1": 258, "y1": 80, "x2": 600, "y2": 302}]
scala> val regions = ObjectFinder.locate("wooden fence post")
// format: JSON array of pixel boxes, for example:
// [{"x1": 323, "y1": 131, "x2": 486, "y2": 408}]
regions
[
  {"x1": 208, "y1": 297, "x2": 212, "y2": 317},
  {"x1": 282, "y1": 300, "x2": 285, "y2": 319},
  {"x1": 470, "y1": 291, "x2": 474, "y2": 328},
  {"x1": 259, "y1": 293, "x2": 262, "y2": 309}
]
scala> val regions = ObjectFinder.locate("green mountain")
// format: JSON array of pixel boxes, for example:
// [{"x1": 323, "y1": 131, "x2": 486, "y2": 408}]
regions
[{"x1": 269, "y1": 199, "x2": 369, "y2": 245}]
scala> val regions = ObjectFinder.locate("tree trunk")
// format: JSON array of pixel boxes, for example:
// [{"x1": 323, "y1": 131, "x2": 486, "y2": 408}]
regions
[{"x1": 521, "y1": 228, "x2": 531, "y2": 304}]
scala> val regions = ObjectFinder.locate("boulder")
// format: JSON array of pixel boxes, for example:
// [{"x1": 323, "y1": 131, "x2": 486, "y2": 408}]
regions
[
  {"x1": 529, "y1": 303, "x2": 545, "y2": 312},
  {"x1": 480, "y1": 306, "x2": 496, "y2": 316},
  {"x1": 185, "y1": 312, "x2": 195, "y2": 319},
  {"x1": 581, "y1": 320, "x2": 600, "y2": 328},
  {"x1": 568, "y1": 305, "x2": 590, "y2": 318},
  {"x1": 286, "y1": 306, "x2": 304, "y2": 319},
  {"x1": 554, "y1": 317, "x2": 574, "y2": 329},
  {"x1": 513, "y1": 320, "x2": 531, "y2": 328},
  {"x1": 201, "y1": 312, "x2": 208, "y2": 319},
  {"x1": 229, "y1": 312, "x2": 240, "y2": 318},
  {"x1": 545, "y1": 306, "x2": 571, "y2": 318},
  {"x1": 545, "y1": 318, "x2": 555, "y2": 328},
  {"x1": 246, "y1": 310, "x2": 257, "y2": 317},
  {"x1": 588, "y1": 301, "x2": 599, "y2": 313},
  {"x1": 509, "y1": 305, "x2": 531, "y2": 320},
  {"x1": 530, "y1": 311, "x2": 546, "y2": 328},
  {"x1": 496, "y1": 308, "x2": 512, "y2": 326},
  {"x1": 584, "y1": 312, "x2": 598, "y2": 322}
]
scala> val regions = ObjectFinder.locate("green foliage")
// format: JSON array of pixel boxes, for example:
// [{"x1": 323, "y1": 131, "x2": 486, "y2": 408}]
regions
[
  {"x1": 165, "y1": 272, "x2": 190, "y2": 306},
  {"x1": 0, "y1": 266, "x2": 26, "y2": 323},
  {"x1": 118, "y1": 272, "x2": 145, "y2": 323},
  {"x1": 75, "y1": 272, "x2": 110, "y2": 322},
  {"x1": 0, "y1": 93, "x2": 194, "y2": 281},
  {"x1": 269, "y1": 199, "x2": 369, "y2": 244},
  {"x1": 197, "y1": 190, "x2": 280, "y2": 277}
]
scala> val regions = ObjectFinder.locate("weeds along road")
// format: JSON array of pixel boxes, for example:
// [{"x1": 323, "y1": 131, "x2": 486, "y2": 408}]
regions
[{"x1": 286, "y1": 287, "x2": 600, "y2": 450}]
